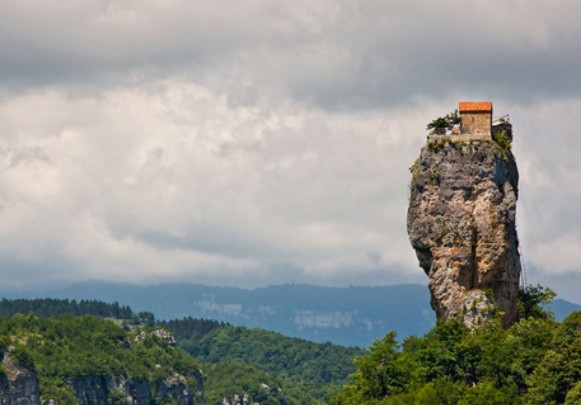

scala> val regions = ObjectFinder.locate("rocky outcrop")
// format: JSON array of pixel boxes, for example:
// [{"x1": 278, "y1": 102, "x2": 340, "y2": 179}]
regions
[
  {"x1": 221, "y1": 384, "x2": 287, "y2": 405},
  {"x1": 0, "y1": 343, "x2": 203, "y2": 405},
  {"x1": 63, "y1": 329, "x2": 203, "y2": 404},
  {"x1": 407, "y1": 127, "x2": 521, "y2": 327},
  {"x1": 69, "y1": 372, "x2": 203, "y2": 405},
  {"x1": 0, "y1": 346, "x2": 40, "y2": 404}
]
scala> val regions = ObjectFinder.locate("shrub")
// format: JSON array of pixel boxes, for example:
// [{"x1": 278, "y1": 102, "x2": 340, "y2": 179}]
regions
[
  {"x1": 493, "y1": 130, "x2": 512, "y2": 154},
  {"x1": 426, "y1": 110, "x2": 460, "y2": 133}
]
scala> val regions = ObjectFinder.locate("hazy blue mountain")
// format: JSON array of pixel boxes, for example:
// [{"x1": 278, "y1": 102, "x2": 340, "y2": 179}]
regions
[
  {"x1": 548, "y1": 298, "x2": 581, "y2": 320},
  {"x1": 2, "y1": 282, "x2": 578, "y2": 347},
  {"x1": 2, "y1": 282, "x2": 434, "y2": 347}
]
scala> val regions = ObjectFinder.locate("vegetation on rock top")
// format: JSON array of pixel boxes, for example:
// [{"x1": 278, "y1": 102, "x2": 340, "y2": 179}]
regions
[{"x1": 426, "y1": 110, "x2": 460, "y2": 132}]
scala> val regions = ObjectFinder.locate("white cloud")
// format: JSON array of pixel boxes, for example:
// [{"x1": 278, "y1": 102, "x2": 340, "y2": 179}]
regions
[
  {"x1": 0, "y1": 82, "x2": 437, "y2": 287},
  {"x1": 524, "y1": 233, "x2": 581, "y2": 279},
  {"x1": 0, "y1": 1, "x2": 580, "y2": 297}
]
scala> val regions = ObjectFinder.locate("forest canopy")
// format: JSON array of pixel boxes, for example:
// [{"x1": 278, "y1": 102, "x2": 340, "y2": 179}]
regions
[{"x1": 332, "y1": 286, "x2": 581, "y2": 405}]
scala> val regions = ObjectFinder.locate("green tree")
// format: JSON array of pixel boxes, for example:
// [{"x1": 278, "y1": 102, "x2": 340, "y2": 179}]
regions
[
  {"x1": 565, "y1": 381, "x2": 581, "y2": 405},
  {"x1": 177, "y1": 324, "x2": 361, "y2": 402},
  {"x1": 0, "y1": 314, "x2": 202, "y2": 403},
  {"x1": 335, "y1": 332, "x2": 410, "y2": 404},
  {"x1": 355, "y1": 332, "x2": 409, "y2": 398},
  {"x1": 426, "y1": 110, "x2": 460, "y2": 133},
  {"x1": 517, "y1": 284, "x2": 556, "y2": 320},
  {"x1": 333, "y1": 294, "x2": 579, "y2": 405},
  {"x1": 457, "y1": 381, "x2": 517, "y2": 405},
  {"x1": 525, "y1": 350, "x2": 565, "y2": 405},
  {"x1": 526, "y1": 312, "x2": 581, "y2": 404}
]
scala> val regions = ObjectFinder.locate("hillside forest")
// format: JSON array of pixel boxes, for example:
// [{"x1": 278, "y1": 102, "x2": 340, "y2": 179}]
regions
[
  {"x1": 0, "y1": 285, "x2": 579, "y2": 404},
  {"x1": 333, "y1": 285, "x2": 581, "y2": 404}
]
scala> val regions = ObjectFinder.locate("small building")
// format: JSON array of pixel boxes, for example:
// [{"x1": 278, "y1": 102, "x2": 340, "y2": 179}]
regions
[{"x1": 459, "y1": 101, "x2": 492, "y2": 135}]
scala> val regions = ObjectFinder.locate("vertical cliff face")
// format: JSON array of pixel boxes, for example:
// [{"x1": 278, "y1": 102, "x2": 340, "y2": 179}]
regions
[
  {"x1": 0, "y1": 356, "x2": 203, "y2": 405},
  {"x1": 407, "y1": 125, "x2": 521, "y2": 327},
  {"x1": 70, "y1": 373, "x2": 202, "y2": 405},
  {"x1": 0, "y1": 346, "x2": 40, "y2": 405},
  {"x1": 0, "y1": 325, "x2": 204, "y2": 405}
]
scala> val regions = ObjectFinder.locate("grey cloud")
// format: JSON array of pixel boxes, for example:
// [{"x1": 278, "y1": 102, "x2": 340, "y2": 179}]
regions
[
  {"x1": 0, "y1": 83, "x2": 427, "y2": 288},
  {"x1": 3, "y1": 1, "x2": 581, "y2": 106},
  {"x1": 0, "y1": 2, "x2": 579, "y2": 302}
]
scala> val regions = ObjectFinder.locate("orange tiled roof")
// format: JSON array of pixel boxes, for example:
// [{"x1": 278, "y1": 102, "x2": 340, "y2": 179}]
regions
[{"x1": 459, "y1": 101, "x2": 492, "y2": 112}]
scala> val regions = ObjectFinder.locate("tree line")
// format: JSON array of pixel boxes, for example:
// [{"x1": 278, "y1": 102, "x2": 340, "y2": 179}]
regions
[{"x1": 0, "y1": 298, "x2": 133, "y2": 319}]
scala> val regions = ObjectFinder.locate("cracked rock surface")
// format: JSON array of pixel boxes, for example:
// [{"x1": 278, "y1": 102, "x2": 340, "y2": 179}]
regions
[{"x1": 407, "y1": 137, "x2": 520, "y2": 327}]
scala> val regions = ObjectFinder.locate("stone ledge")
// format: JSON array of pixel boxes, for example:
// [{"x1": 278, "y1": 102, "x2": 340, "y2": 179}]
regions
[{"x1": 427, "y1": 133, "x2": 492, "y2": 143}]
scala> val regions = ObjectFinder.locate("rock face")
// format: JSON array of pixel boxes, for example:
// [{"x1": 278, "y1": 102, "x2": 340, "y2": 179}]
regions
[
  {"x1": 0, "y1": 337, "x2": 203, "y2": 405},
  {"x1": 407, "y1": 121, "x2": 521, "y2": 327},
  {"x1": 0, "y1": 365, "x2": 203, "y2": 405},
  {"x1": 0, "y1": 346, "x2": 40, "y2": 405},
  {"x1": 70, "y1": 373, "x2": 202, "y2": 405}
]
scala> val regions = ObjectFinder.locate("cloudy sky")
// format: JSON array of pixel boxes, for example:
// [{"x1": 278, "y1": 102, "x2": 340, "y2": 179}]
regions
[{"x1": 1, "y1": 0, "x2": 580, "y2": 303}]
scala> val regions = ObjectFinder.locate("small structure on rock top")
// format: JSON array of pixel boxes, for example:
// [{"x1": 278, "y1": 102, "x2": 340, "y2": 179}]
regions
[
  {"x1": 459, "y1": 101, "x2": 492, "y2": 135},
  {"x1": 428, "y1": 101, "x2": 512, "y2": 143}
]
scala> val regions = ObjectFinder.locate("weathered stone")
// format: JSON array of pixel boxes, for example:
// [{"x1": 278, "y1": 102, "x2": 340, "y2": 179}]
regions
[
  {"x1": 0, "y1": 347, "x2": 203, "y2": 404},
  {"x1": 407, "y1": 123, "x2": 520, "y2": 328},
  {"x1": 0, "y1": 346, "x2": 40, "y2": 404},
  {"x1": 54, "y1": 372, "x2": 203, "y2": 405}
]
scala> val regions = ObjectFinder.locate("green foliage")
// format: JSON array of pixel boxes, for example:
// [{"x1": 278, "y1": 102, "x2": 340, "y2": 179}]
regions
[
  {"x1": 457, "y1": 381, "x2": 518, "y2": 405},
  {"x1": 0, "y1": 298, "x2": 134, "y2": 320},
  {"x1": 334, "y1": 306, "x2": 581, "y2": 405},
  {"x1": 134, "y1": 311, "x2": 155, "y2": 327},
  {"x1": 426, "y1": 110, "x2": 460, "y2": 133},
  {"x1": 0, "y1": 334, "x2": 10, "y2": 348},
  {"x1": 386, "y1": 379, "x2": 466, "y2": 405},
  {"x1": 517, "y1": 284, "x2": 556, "y2": 321},
  {"x1": 169, "y1": 322, "x2": 363, "y2": 403},
  {"x1": 493, "y1": 130, "x2": 512, "y2": 154},
  {"x1": 158, "y1": 317, "x2": 227, "y2": 340},
  {"x1": 565, "y1": 381, "x2": 581, "y2": 405},
  {"x1": 0, "y1": 314, "x2": 201, "y2": 403},
  {"x1": 408, "y1": 158, "x2": 421, "y2": 183},
  {"x1": 427, "y1": 138, "x2": 449, "y2": 152},
  {"x1": 203, "y1": 360, "x2": 294, "y2": 405},
  {"x1": 524, "y1": 312, "x2": 581, "y2": 404},
  {"x1": 12, "y1": 345, "x2": 35, "y2": 368},
  {"x1": 524, "y1": 350, "x2": 564, "y2": 405},
  {"x1": 499, "y1": 317, "x2": 555, "y2": 388},
  {"x1": 350, "y1": 332, "x2": 410, "y2": 399}
]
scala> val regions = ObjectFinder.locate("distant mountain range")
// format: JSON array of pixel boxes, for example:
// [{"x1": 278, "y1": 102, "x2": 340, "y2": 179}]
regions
[{"x1": 2, "y1": 282, "x2": 578, "y2": 348}]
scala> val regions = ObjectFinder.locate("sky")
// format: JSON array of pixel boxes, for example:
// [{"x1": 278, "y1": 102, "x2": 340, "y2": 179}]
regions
[{"x1": 1, "y1": 0, "x2": 580, "y2": 303}]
